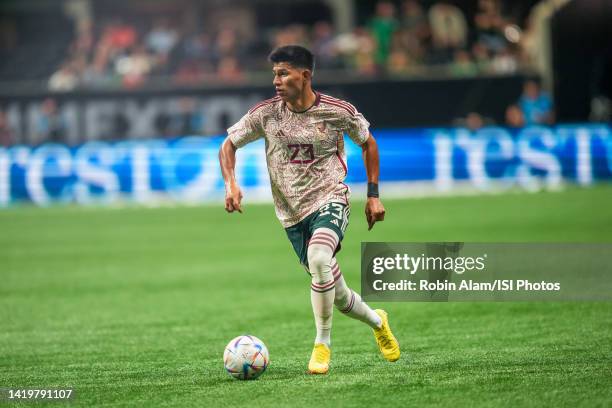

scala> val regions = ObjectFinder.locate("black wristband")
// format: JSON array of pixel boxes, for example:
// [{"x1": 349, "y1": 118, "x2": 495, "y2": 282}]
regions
[{"x1": 367, "y1": 182, "x2": 379, "y2": 198}]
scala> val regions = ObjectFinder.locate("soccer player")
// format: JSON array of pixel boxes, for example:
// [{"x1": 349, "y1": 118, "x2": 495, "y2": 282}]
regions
[{"x1": 219, "y1": 45, "x2": 400, "y2": 374}]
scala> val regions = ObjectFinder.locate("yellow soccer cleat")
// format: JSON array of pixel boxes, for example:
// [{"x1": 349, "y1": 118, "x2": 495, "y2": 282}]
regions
[
  {"x1": 373, "y1": 309, "x2": 400, "y2": 362},
  {"x1": 308, "y1": 343, "x2": 331, "y2": 374}
]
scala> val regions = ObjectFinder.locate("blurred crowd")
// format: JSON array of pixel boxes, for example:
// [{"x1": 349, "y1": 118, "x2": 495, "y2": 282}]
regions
[
  {"x1": 453, "y1": 78, "x2": 554, "y2": 131},
  {"x1": 47, "y1": 0, "x2": 537, "y2": 91},
  {"x1": 0, "y1": 0, "x2": 563, "y2": 146}
]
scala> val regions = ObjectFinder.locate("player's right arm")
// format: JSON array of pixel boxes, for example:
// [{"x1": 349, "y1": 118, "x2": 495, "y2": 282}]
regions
[
  {"x1": 219, "y1": 139, "x2": 243, "y2": 213},
  {"x1": 220, "y1": 110, "x2": 265, "y2": 213}
]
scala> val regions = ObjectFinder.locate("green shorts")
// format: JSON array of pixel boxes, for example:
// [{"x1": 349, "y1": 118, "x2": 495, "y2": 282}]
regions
[{"x1": 285, "y1": 201, "x2": 350, "y2": 269}]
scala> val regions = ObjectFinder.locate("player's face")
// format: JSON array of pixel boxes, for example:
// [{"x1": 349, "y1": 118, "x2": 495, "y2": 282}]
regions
[{"x1": 272, "y1": 63, "x2": 308, "y2": 101}]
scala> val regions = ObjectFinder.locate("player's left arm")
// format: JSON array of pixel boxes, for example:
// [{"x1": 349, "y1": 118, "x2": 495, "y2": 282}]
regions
[{"x1": 361, "y1": 133, "x2": 385, "y2": 231}]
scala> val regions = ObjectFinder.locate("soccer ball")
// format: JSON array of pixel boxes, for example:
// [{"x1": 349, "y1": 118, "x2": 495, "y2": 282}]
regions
[{"x1": 223, "y1": 335, "x2": 269, "y2": 380}]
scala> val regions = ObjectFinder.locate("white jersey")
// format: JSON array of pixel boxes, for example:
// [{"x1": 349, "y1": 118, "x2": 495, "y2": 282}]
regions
[{"x1": 227, "y1": 92, "x2": 370, "y2": 228}]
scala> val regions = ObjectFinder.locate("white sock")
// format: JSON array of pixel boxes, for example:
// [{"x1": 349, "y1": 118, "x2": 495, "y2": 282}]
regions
[
  {"x1": 310, "y1": 286, "x2": 334, "y2": 346},
  {"x1": 331, "y1": 258, "x2": 382, "y2": 329},
  {"x1": 308, "y1": 228, "x2": 339, "y2": 346}
]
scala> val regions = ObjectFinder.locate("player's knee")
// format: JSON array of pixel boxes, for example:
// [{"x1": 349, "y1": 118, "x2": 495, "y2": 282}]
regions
[{"x1": 307, "y1": 244, "x2": 333, "y2": 283}]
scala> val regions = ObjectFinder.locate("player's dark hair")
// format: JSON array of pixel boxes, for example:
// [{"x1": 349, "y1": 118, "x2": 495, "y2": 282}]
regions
[{"x1": 268, "y1": 45, "x2": 315, "y2": 72}]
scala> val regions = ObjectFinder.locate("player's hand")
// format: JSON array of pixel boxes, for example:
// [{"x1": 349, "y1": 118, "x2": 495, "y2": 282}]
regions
[
  {"x1": 225, "y1": 184, "x2": 243, "y2": 213},
  {"x1": 365, "y1": 197, "x2": 385, "y2": 231}
]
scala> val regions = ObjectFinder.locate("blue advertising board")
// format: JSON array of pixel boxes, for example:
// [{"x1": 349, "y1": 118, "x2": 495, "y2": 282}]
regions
[{"x1": 0, "y1": 125, "x2": 610, "y2": 206}]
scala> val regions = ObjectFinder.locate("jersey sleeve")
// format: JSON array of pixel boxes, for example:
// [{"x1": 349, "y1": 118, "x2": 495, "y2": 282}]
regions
[
  {"x1": 344, "y1": 108, "x2": 370, "y2": 145},
  {"x1": 227, "y1": 111, "x2": 264, "y2": 148}
]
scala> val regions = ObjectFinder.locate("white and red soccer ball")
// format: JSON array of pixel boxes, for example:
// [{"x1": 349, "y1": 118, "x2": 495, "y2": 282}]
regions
[{"x1": 223, "y1": 335, "x2": 269, "y2": 380}]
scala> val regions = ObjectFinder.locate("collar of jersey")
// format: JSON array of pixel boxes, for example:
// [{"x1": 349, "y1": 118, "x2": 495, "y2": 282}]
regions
[{"x1": 285, "y1": 91, "x2": 321, "y2": 114}]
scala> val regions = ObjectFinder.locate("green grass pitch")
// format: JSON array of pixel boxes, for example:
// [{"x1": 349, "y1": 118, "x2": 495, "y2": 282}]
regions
[{"x1": 1, "y1": 186, "x2": 611, "y2": 407}]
